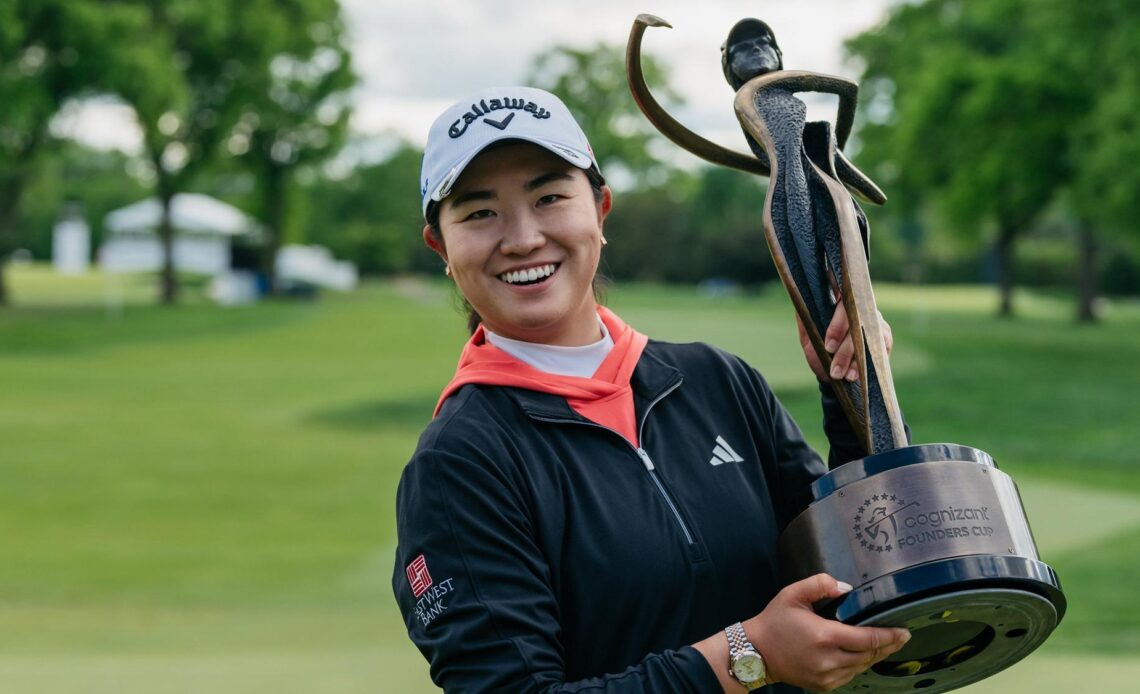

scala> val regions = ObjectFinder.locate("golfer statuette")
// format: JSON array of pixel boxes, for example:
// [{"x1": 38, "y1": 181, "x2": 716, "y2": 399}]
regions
[{"x1": 627, "y1": 14, "x2": 1066, "y2": 693}]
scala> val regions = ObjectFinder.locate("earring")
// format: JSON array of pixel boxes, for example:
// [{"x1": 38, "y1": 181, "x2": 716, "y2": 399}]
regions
[
  {"x1": 444, "y1": 265, "x2": 451, "y2": 277},
  {"x1": 600, "y1": 236, "x2": 608, "y2": 246}
]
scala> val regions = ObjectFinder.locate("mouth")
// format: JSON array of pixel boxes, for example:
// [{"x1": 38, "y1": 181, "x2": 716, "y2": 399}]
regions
[{"x1": 498, "y1": 263, "x2": 559, "y2": 286}]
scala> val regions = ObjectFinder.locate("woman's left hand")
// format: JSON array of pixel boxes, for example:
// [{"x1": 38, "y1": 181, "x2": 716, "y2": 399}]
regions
[{"x1": 797, "y1": 302, "x2": 893, "y2": 383}]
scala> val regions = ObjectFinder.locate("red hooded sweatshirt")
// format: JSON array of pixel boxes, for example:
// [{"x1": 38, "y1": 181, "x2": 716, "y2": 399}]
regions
[{"x1": 434, "y1": 306, "x2": 649, "y2": 447}]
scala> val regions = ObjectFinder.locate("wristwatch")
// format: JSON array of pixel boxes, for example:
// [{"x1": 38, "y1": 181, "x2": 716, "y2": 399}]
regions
[{"x1": 725, "y1": 622, "x2": 767, "y2": 690}]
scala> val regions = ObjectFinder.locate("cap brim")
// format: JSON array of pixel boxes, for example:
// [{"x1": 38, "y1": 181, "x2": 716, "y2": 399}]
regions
[{"x1": 429, "y1": 135, "x2": 594, "y2": 205}]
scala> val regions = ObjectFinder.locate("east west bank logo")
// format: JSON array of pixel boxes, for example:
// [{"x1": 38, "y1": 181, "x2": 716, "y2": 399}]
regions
[
  {"x1": 406, "y1": 554, "x2": 456, "y2": 628},
  {"x1": 448, "y1": 97, "x2": 552, "y2": 138},
  {"x1": 853, "y1": 493, "x2": 997, "y2": 553}
]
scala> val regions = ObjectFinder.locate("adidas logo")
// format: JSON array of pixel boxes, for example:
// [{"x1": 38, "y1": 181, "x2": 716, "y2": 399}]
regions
[{"x1": 709, "y1": 435, "x2": 744, "y2": 466}]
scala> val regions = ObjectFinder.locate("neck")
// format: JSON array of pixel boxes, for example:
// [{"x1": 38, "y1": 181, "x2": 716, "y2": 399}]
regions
[{"x1": 486, "y1": 300, "x2": 602, "y2": 346}]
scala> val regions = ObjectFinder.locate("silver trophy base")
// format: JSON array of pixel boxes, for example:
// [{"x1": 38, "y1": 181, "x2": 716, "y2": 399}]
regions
[
  {"x1": 779, "y1": 444, "x2": 1065, "y2": 693},
  {"x1": 839, "y1": 588, "x2": 1057, "y2": 692}
]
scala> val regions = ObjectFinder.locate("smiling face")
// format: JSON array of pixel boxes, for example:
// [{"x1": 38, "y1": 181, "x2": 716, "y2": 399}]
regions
[{"x1": 424, "y1": 142, "x2": 612, "y2": 346}]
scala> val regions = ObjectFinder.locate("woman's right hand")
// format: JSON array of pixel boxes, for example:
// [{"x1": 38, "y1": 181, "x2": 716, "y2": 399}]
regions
[{"x1": 746, "y1": 573, "x2": 911, "y2": 692}]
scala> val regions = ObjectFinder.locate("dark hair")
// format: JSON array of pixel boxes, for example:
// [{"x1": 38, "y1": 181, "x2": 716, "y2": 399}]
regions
[{"x1": 426, "y1": 165, "x2": 608, "y2": 335}]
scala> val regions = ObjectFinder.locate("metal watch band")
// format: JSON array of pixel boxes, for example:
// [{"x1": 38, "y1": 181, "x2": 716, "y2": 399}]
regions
[
  {"x1": 725, "y1": 621, "x2": 752, "y2": 658},
  {"x1": 725, "y1": 621, "x2": 766, "y2": 689}
]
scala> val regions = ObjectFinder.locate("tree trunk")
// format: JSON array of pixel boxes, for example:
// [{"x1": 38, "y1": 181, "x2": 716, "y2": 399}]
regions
[
  {"x1": 158, "y1": 185, "x2": 178, "y2": 305},
  {"x1": 0, "y1": 174, "x2": 29, "y2": 308},
  {"x1": 1076, "y1": 220, "x2": 1098, "y2": 323},
  {"x1": 995, "y1": 223, "x2": 1016, "y2": 318},
  {"x1": 261, "y1": 163, "x2": 287, "y2": 295}
]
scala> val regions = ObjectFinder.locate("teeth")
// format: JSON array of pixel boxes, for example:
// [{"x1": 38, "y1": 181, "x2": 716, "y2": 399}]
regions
[{"x1": 500, "y1": 263, "x2": 556, "y2": 284}]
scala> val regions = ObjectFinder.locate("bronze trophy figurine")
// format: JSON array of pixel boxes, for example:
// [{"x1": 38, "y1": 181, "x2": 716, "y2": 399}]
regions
[{"x1": 627, "y1": 15, "x2": 1065, "y2": 693}]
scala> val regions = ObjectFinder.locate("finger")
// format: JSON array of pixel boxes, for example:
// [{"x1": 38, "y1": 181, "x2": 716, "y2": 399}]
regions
[
  {"x1": 824, "y1": 303, "x2": 849, "y2": 353},
  {"x1": 879, "y1": 311, "x2": 893, "y2": 355},
  {"x1": 824, "y1": 647, "x2": 882, "y2": 670},
  {"x1": 796, "y1": 315, "x2": 812, "y2": 352},
  {"x1": 785, "y1": 573, "x2": 853, "y2": 605},
  {"x1": 797, "y1": 316, "x2": 823, "y2": 377},
  {"x1": 820, "y1": 631, "x2": 911, "y2": 690},
  {"x1": 834, "y1": 624, "x2": 911, "y2": 655},
  {"x1": 829, "y1": 332, "x2": 856, "y2": 381}
]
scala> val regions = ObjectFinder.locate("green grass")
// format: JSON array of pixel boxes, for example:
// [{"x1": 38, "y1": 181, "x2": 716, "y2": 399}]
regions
[{"x1": 1, "y1": 266, "x2": 1138, "y2": 692}]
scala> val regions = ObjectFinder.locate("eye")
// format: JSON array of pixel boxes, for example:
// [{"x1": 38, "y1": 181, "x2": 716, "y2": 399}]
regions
[
  {"x1": 463, "y1": 208, "x2": 495, "y2": 221},
  {"x1": 537, "y1": 193, "x2": 563, "y2": 206}
]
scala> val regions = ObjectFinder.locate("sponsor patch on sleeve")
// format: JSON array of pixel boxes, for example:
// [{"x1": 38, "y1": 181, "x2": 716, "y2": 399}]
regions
[
  {"x1": 406, "y1": 554, "x2": 433, "y2": 598},
  {"x1": 406, "y1": 554, "x2": 456, "y2": 628}
]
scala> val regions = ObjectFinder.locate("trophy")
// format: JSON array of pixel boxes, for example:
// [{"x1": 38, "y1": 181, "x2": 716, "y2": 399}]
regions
[{"x1": 627, "y1": 15, "x2": 1065, "y2": 693}]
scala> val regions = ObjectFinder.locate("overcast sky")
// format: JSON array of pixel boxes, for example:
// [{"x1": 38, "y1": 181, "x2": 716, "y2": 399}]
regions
[{"x1": 57, "y1": 0, "x2": 894, "y2": 159}]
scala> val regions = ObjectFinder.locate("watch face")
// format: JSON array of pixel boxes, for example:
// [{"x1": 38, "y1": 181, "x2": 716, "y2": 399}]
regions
[{"x1": 732, "y1": 652, "x2": 765, "y2": 682}]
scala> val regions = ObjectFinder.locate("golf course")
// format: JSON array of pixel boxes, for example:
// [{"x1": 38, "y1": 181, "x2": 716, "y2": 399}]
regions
[{"x1": 1, "y1": 265, "x2": 1138, "y2": 692}]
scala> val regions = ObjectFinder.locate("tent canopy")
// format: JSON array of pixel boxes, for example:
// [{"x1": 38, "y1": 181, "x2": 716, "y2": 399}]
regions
[{"x1": 104, "y1": 194, "x2": 259, "y2": 236}]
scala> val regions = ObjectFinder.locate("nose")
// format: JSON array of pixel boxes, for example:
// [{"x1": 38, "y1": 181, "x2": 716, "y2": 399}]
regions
[{"x1": 499, "y1": 210, "x2": 546, "y2": 256}]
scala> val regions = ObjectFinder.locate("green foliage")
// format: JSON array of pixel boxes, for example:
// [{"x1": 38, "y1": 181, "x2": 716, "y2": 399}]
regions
[
  {"x1": 847, "y1": 0, "x2": 1140, "y2": 313},
  {"x1": 603, "y1": 167, "x2": 777, "y2": 285},
  {"x1": 847, "y1": 0, "x2": 1074, "y2": 314},
  {"x1": 526, "y1": 43, "x2": 680, "y2": 188},
  {"x1": 15, "y1": 141, "x2": 149, "y2": 258},
  {"x1": 1049, "y1": 0, "x2": 1140, "y2": 236},
  {"x1": 0, "y1": 0, "x2": 156, "y2": 301},
  {"x1": 299, "y1": 143, "x2": 435, "y2": 275},
  {"x1": 99, "y1": 0, "x2": 358, "y2": 301},
  {"x1": 233, "y1": 0, "x2": 357, "y2": 281}
]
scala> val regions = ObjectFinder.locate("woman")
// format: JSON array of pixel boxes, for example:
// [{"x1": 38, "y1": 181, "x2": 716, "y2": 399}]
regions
[{"x1": 393, "y1": 86, "x2": 910, "y2": 693}]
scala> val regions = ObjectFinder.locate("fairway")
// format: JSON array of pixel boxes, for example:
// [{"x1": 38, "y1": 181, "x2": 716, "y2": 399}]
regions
[{"x1": 2, "y1": 267, "x2": 1138, "y2": 692}]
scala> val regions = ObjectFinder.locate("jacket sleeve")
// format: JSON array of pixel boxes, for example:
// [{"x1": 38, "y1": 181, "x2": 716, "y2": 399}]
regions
[
  {"x1": 819, "y1": 382, "x2": 914, "y2": 469},
  {"x1": 392, "y1": 446, "x2": 722, "y2": 694},
  {"x1": 747, "y1": 371, "x2": 828, "y2": 531}
]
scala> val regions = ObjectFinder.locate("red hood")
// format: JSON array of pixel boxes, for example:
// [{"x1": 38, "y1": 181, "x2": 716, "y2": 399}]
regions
[{"x1": 434, "y1": 306, "x2": 649, "y2": 446}]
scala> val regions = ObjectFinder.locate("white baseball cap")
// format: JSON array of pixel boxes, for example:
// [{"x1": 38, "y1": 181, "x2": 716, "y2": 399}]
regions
[{"x1": 420, "y1": 86, "x2": 601, "y2": 218}]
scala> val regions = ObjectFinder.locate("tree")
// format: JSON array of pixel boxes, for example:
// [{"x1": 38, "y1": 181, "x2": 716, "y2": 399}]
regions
[
  {"x1": 0, "y1": 0, "x2": 145, "y2": 306},
  {"x1": 16, "y1": 141, "x2": 150, "y2": 261},
  {"x1": 682, "y1": 166, "x2": 774, "y2": 285},
  {"x1": 114, "y1": 0, "x2": 345, "y2": 304},
  {"x1": 847, "y1": 0, "x2": 1080, "y2": 317},
  {"x1": 1036, "y1": 0, "x2": 1140, "y2": 320},
  {"x1": 297, "y1": 141, "x2": 433, "y2": 276},
  {"x1": 526, "y1": 43, "x2": 681, "y2": 189},
  {"x1": 231, "y1": 0, "x2": 356, "y2": 292}
]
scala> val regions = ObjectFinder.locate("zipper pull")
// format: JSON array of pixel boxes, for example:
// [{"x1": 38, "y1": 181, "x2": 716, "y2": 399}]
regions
[{"x1": 637, "y1": 448, "x2": 655, "y2": 471}]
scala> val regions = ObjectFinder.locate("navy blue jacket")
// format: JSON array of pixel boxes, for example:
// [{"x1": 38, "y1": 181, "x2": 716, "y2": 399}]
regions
[{"x1": 393, "y1": 339, "x2": 867, "y2": 692}]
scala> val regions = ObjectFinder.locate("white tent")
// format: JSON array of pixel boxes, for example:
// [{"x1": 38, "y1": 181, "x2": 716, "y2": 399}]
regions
[
  {"x1": 276, "y1": 244, "x2": 358, "y2": 291},
  {"x1": 99, "y1": 194, "x2": 260, "y2": 275}
]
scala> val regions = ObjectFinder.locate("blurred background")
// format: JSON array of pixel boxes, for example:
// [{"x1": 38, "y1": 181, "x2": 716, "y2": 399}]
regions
[{"x1": 2, "y1": 0, "x2": 1138, "y2": 691}]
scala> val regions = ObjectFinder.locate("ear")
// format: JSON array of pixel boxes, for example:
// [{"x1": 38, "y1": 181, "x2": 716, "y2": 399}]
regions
[
  {"x1": 423, "y1": 224, "x2": 448, "y2": 263},
  {"x1": 598, "y1": 185, "x2": 613, "y2": 223}
]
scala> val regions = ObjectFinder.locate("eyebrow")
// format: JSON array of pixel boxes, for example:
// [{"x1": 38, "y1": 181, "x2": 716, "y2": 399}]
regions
[
  {"x1": 448, "y1": 171, "x2": 575, "y2": 209},
  {"x1": 524, "y1": 171, "x2": 574, "y2": 191}
]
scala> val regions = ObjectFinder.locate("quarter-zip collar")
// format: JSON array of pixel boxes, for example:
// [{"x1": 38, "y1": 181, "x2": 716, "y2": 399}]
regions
[
  {"x1": 435, "y1": 306, "x2": 651, "y2": 445},
  {"x1": 509, "y1": 344, "x2": 684, "y2": 431}
]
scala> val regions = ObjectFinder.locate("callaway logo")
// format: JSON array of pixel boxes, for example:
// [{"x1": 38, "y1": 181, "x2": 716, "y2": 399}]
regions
[
  {"x1": 449, "y1": 97, "x2": 552, "y2": 138},
  {"x1": 709, "y1": 435, "x2": 745, "y2": 466}
]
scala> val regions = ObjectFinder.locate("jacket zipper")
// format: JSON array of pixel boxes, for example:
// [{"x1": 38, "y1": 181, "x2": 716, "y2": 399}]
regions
[
  {"x1": 636, "y1": 447, "x2": 695, "y2": 545},
  {"x1": 531, "y1": 380, "x2": 696, "y2": 546},
  {"x1": 633, "y1": 381, "x2": 695, "y2": 545}
]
